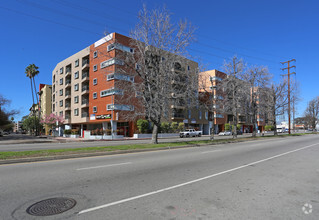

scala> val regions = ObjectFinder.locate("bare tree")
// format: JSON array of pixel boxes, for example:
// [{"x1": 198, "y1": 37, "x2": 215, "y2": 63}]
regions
[
  {"x1": 243, "y1": 66, "x2": 272, "y2": 137},
  {"x1": 220, "y1": 56, "x2": 246, "y2": 139},
  {"x1": 265, "y1": 81, "x2": 288, "y2": 136},
  {"x1": 121, "y1": 5, "x2": 196, "y2": 144},
  {"x1": 304, "y1": 97, "x2": 319, "y2": 130}
]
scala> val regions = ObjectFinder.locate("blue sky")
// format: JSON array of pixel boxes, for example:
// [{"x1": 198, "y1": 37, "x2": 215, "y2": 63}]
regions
[{"x1": 0, "y1": 0, "x2": 318, "y2": 121}]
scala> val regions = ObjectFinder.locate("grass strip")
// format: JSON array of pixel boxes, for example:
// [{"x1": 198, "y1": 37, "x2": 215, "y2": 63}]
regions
[{"x1": 0, "y1": 133, "x2": 315, "y2": 160}]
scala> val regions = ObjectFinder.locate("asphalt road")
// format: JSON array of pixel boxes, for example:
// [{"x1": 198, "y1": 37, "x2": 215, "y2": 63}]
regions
[{"x1": 1, "y1": 135, "x2": 318, "y2": 219}]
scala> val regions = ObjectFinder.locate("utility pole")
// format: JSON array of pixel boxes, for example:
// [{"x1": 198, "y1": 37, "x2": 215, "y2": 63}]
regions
[{"x1": 281, "y1": 59, "x2": 296, "y2": 135}]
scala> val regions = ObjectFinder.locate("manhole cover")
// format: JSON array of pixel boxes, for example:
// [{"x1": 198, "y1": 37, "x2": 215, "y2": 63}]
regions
[{"x1": 26, "y1": 197, "x2": 76, "y2": 216}]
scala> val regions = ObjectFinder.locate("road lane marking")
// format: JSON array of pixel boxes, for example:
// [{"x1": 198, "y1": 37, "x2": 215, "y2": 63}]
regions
[
  {"x1": 78, "y1": 142, "x2": 319, "y2": 214},
  {"x1": 200, "y1": 150, "x2": 222, "y2": 154},
  {"x1": 76, "y1": 162, "x2": 132, "y2": 171}
]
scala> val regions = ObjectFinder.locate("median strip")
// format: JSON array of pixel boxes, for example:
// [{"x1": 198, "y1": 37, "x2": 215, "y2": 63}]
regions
[{"x1": 0, "y1": 133, "x2": 314, "y2": 164}]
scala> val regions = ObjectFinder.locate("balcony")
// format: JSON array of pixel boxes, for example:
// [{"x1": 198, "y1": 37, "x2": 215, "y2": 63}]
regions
[
  {"x1": 65, "y1": 68, "x2": 71, "y2": 76},
  {"x1": 81, "y1": 85, "x2": 89, "y2": 94},
  {"x1": 65, "y1": 103, "x2": 71, "y2": 110},
  {"x1": 65, "y1": 80, "x2": 71, "y2": 88},
  {"x1": 64, "y1": 115, "x2": 71, "y2": 124},
  {"x1": 81, "y1": 112, "x2": 89, "y2": 118},
  {"x1": 82, "y1": 71, "x2": 89, "y2": 82},
  {"x1": 82, "y1": 59, "x2": 89, "y2": 70},
  {"x1": 81, "y1": 99, "x2": 89, "y2": 107},
  {"x1": 171, "y1": 113, "x2": 185, "y2": 119},
  {"x1": 65, "y1": 91, "x2": 71, "y2": 99}
]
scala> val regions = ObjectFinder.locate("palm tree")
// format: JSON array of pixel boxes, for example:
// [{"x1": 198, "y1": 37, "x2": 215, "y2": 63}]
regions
[{"x1": 25, "y1": 64, "x2": 40, "y2": 135}]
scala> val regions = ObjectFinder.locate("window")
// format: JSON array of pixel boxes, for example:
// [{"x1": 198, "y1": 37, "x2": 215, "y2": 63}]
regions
[
  {"x1": 74, "y1": 84, "x2": 79, "y2": 91},
  {"x1": 59, "y1": 78, "x2": 63, "y2": 85},
  {"x1": 93, "y1": 51, "x2": 98, "y2": 58},
  {"x1": 59, "y1": 89, "x2": 63, "y2": 96},
  {"x1": 52, "y1": 104, "x2": 55, "y2": 112},
  {"x1": 74, "y1": 108, "x2": 79, "y2": 116},
  {"x1": 199, "y1": 111, "x2": 202, "y2": 120},
  {"x1": 107, "y1": 73, "x2": 134, "y2": 82},
  {"x1": 74, "y1": 71, "x2": 79, "y2": 79},
  {"x1": 93, "y1": 65, "x2": 97, "y2": 72},
  {"x1": 59, "y1": 67, "x2": 63, "y2": 74},
  {"x1": 53, "y1": 75, "x2": 55, "y2": 82},
  {"x1": 205, "y1": 111, "x2": 208, "y2": 120},
  {"x1": 100, "y1": 58, "x2": 124, "y2": 69},
  {"x1": 75, "y1": 59, "x2": 79, "y2": 67},
  {"x1": 59, "y1": 100, "x2": 63, "y2": 107},
  {"x1": 93, "y1": 106, "x2": 97, "y2": 113},
  {"x1": 107, "y1": 104, "x2": 134, "y2": 111},
  {"x1": 74, "y1": 96, "x2": 79, "y2": 103},
  {"x1": 59, "y1": 111, "x2": 63, "y2": 116},
  {"x1": 52, "y1": 94, "x2": 55, "y2": 102},
  {"x1": 187, "y1": 66, "x2": 190, "y2": 70},
  {"x1": 107, "y1": 43, "x2": 134, "y2": 53},
  {"x1": 93, "y1": 78, "x2": 97, "y2": 85},
  {"x1": 53, "y1": 85, "x2": 55, "y2": 92},
  {"x1": 188, "y1": 110, "x2": 191, "y2": 119},
  {"x1": 135, "y1": 63, "x2": 140, "y2": 70},
  {"x1": 93, "y1": 92, "x2": 97, "y2": 99},
  {"x1": 210, "y1": 76, "x2": 223, "y2": 81},
  {"x1": 100, "y1": 88, "x2": 123, "y2": 97},
  {"x1": 214, "y1": 114, "x2": 224, "y2": 118}
]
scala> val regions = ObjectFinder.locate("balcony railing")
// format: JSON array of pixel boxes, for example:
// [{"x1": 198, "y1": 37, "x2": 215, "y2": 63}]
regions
[
  {"x1": 82, "y1": 72, "x2": 89, "y2": 79},
  {"x1": 66, "y1": 80, "x2": 71, "y2": 85},
  {"x1": 65, "y1": 91, "x2": 71, "y2": 97},
  {"x1": 82, "y1": 85, "x2": 89, "y2": 92},
  {"x1": 81, "y1": 112, "x2": 89, "y2": 118},
  {"x1": 81, "y1": 99, "x2": 89, "y2": 105},
  {"x1": 172, "y1": 113, "x2": 184, "y2": 118},
  {"x1": 82, "y1": 59, "x2": 89, "y2": 67}
]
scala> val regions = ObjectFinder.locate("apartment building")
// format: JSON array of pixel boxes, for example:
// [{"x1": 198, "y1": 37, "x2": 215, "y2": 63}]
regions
[
  {"x1": 39, "y1": 84, "x2": 52, "y2": 135},
  {"x1": 52, "y1": 33, "x2": 200, "y2": 137},
  {"x1": 199, "y1": 69, "x2": 267, "y2": 134}
]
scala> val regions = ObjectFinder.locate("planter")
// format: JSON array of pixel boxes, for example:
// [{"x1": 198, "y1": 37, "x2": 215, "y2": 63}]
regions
[
  {"x1": 70, "y1": 134, "x2": 79, "y2": 138},
  {"x1": 63, "y1": 134, "x2": 70, "y2": 138},
  {"x1": 133, "y1": 133, "x2": 179, "y2": 139}
]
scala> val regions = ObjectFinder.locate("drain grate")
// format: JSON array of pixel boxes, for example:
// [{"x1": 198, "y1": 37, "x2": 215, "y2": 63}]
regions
[{"x1": 26, "y1": 197, "x2": 76, "y2": 216}]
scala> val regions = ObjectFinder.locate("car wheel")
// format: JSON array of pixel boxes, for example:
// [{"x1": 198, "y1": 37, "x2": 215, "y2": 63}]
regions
[
  {"x1": 198, "y1": 133, "x2": 201, "y2": 137},
  {"x1": 186, "y1": 134, "x2": 190, "y2": 138},
  {"x1": 180, "y1": 135, "x2": 183, "y2": 138}
]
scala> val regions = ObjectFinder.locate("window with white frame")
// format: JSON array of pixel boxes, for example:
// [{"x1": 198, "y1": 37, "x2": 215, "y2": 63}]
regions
[
  {"x1": 93, "y1": 51, "x2": 98, "y2": 58},
  {"x1": 75, "y1": 59, "x2": 79, "y2": 67},
  {"x1": 93, "y1": 65, "x2": 97, "y2": 72},
  {"x1": 93, "y1": 92, "x2": 97, "y2": 99},
  {"x1": 59, "y1": 100, "x2": 63, "y2": 107},
  {"x1": 100, "y1": 88, "x2": 123, "y2": 97},
  {"x1": 74, "y1": 84, "x2": 79, "y2": 91},
  {"x1": 93, "y1": 106, "x2": 97, "y2": 113},
  {"x1": 52, "y1": 104, "x2": 55, "y2": 112},
  {"x1": 107, "y1": 104, "x2": 134, "y2": 111},
  {"x1": 93, "y1": 78, "x2": 97, "y2": 85},
  {"x1": 59, "y1": 89, "x2": 63, "y2": 96},
  {"x1": 74, "y1": 71, "x2": 79, "y2": 79},
  {"x1": 100, "y1": 58, "x2": 124, "y2": 69},
  {"x1": 74, "y1": 108, "x2": 79, "y2": 116},
  {"x1": 59, "y1": 78, "x2": 63, "y2": 85},
  {"x1": 74, "y1": 96, "x2": 79, "y2": 103},
  {"x1": 59, "y1": 67, "x2": 63, "y2": 74},
  {"x1": 52, "y1": 94, "x2": 55, "y2": 102},
  {"x1": 106, "y1": 73, "x2": 134, "y2": 82}
]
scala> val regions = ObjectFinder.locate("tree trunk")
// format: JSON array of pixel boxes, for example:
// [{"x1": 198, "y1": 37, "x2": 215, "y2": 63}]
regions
[
  {"x1": 151, "y1": 123, "x2": 159, "y2": 144},
  {"x1": 233, "y1": 114, "x2": 238, "y2": 139},
  {"x1": 30, "y1": 78, "x2": 36, "y2": 136},
  {"x1": 273, "y1": 109, "x2": 278, "y2": 136},
  {"x1": 32, "y1": 77, "x2": 40, "y2": 136},
  {"x1": 210, "y1": 121, "x2": 214, "y2": 141}
]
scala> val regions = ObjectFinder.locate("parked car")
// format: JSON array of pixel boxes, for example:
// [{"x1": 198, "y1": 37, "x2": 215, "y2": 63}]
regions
[
  {"x1": 180, "y1": 129, "x2": 202, "y2": 138},
  {"x1": 218, "y1": 131, "x2": 232, "y2": 136},
  {"x1": 0, "y1": 129, "x2": 3, "y2": 137},
  {"x1": 232, "y1": 130, "x2": 243, "y2": 135}
]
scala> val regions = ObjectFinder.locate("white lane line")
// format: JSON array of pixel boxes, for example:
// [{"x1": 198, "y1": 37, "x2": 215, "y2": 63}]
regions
[
  {"x1": 78, "y1": 142, "x2": 319, "y2": 214},
  {"x1": 76, "y1": 162, "x2": 132, "y2": 171},
  {"x1": 200, "y1": 150, "x2": 222, "y2": 154}
]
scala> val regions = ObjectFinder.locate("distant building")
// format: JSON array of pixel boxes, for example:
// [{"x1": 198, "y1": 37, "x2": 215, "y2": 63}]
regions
[{"x1": 39, "y1": 84, "x2": 52, "y2": 135}]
